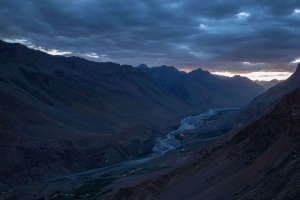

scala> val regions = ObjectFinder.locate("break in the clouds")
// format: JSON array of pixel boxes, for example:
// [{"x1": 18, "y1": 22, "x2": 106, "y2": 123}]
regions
[{"x1": 1, "y1": 0, "x2": 300, "y2": 75}]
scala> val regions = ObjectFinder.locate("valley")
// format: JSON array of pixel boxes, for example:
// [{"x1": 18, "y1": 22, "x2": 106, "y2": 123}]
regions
[
  {"x1": 1, "y1": 2, "x2": 300, "y2": 199},
  {"x1": 0, "y1": 40, "x2": 299, "y2": 200},
  {"x1": 2, "y1": 108, "x2": 237, "y2": 199},
  {"x1": 108, "y1": 64, "x2": 300, "y2": 200}
]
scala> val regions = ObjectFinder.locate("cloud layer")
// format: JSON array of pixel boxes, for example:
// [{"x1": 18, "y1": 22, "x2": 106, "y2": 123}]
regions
[{"x1": 1, "y1": 0, "x2": 300, "y2": 73}]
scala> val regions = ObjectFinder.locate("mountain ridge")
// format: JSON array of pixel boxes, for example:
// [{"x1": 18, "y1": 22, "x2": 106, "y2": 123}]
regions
[
  {"x1": 0, "y1": 40, "x2": 270, "y2": 192},
  {"x1": 0, "y1": 40, "x2": 194, "y2": 189},
  {"x1": 138, "y1": 65, "x2": 266, "y2": 109},
  {"x1": 170, "y1": 67, "x2": 266, "y2": 108},
  {"x1": 137, "y1": 64, "x2": 186, "y2": 88},
  {"x1": 230, "y1": 62, "x2": 300, "y2": 128}
]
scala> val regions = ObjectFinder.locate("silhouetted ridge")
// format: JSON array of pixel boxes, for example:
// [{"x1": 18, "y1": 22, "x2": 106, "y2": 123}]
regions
[
  {"x1": 0, "y1": 40, "x2": 147, "y2": 78},
  {"x1": 169, "y1": 68, "x2": 266, "y2": 109},
  {"x1": 137, "y1": 64, "x2": 266, "y2": 109},
  {"x1": 293, "y1": 62, "x2": 300, "y2": 75},
  {"x1": 137, "y1": 64, "x2": 148, "y2": 68},
  {"x1": 137, "y1": 64, "x2": 186, "y2": 88},
  {"x1": 191, "y1": 68, "x2": 210, "y2": 75}
]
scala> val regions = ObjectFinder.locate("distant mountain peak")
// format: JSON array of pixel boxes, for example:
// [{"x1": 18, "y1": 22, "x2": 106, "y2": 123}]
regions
[
  {"x1": 288, "y1": 62, "x2": 300, "y2": 80},
  {"x1": 137, "y1": 64, "x2": 148, "y2": 68},
  {"x1": 191, "y1": 68, "x2": 211, "y2": 76},
  {"x1": 232, "y1": 75, "x2": 242, "y2": 78},
  {"x1": 231, "y1": 75, "x2": 253, "y2": 82},
  {"x1": 194, "y1": 68, "x2": 204, "y2": 71}
]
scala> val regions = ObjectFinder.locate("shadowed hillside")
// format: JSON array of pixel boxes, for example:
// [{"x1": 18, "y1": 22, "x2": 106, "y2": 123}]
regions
[
  {"x1": 229, "y1": 63, "x2": 300, "y2": 128},
  {"x1": 138, "y1": 66, "x2": 266, "y2": 109},
  {"x1": 0, "y1": 40, "x2": 269, "y2": 193},
  {"x1": 112, "y1": 86, "x2": 300, "y2": 200},
  {"x1": 169, "y1": 69, "x2": 265, "y2": 108},
  {"x1": 0, "y1": 40, "x2": 194, "y2": 190},
  {"x1": 137, "y1": 64, "x2": 186, "y2": 88}
]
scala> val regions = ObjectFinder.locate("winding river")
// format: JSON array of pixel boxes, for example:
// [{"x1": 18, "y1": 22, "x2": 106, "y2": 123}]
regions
[
  {"x1": 7, "y1": 108, "x2": 237, "y2": 193},
  {"x1": 152, "y1": 108, "x2": 232, "y2": 155},
  {"x1": 48, "y1": 107, "x2": 236, "y2": 181}
]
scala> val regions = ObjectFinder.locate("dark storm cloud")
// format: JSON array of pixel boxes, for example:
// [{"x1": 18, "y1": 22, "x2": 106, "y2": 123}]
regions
[{"x1": 0, "y1": 0, "x2": 300, "y2": 73}]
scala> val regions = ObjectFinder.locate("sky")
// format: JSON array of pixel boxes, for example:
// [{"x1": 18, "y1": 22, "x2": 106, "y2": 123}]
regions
[{"x1": 1, "y1": 0, "x2": 300, "y2": 80}]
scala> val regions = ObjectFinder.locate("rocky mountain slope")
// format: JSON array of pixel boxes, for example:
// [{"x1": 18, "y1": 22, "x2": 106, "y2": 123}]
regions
[
  {"x1": 0, "y1": 40, "x2": 194, "y2": 190},
  {"x1": 112, "y1": 86, "x2": 300, "y2": 200},
  {"x1": 169, "y1": 69, "x2": 266, "y2": 109},
  {"x1": 137, "y1": 64, "x2": 186, "y2": 88},
  {"x1": 138, "y1": 66, "x2": 266, "y2": 109},
  {"x1": 230, "y1": 63, "x2": 300, "y2": 128},
  {"x1": 0, "y1": 40, "x2": 269, "y2": 192}
]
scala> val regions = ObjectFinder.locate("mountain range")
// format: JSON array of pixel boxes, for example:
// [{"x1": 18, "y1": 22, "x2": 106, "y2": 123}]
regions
[
  {"x1": 111, "y1": 63, "x2": 300, "y2": 200},
  {"x1": 0, "y1": 40, "x2": 271, "y2": 192},
  {"x1": 137, "y1": 65, "x2": 266, "y2": 109},
  {"x1": 228, "y1": 63, "x2": 300, "y2": 129},
  {"x1": 0, "y1": 40, "x2": 193, "y2": 189}
]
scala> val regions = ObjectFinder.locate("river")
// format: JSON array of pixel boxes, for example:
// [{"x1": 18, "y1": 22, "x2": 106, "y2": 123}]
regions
[{"x1": 47, "y1": 107, "x2": 236, "y2": 182}]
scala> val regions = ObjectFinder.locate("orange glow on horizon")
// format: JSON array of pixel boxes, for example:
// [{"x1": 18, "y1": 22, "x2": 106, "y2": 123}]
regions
[
  {"x1": 212, "y1": 71, "x2": 292, "y2": 81},
  {"x1": 178, "y1": 68, "x2": 292, "y2": 81}
]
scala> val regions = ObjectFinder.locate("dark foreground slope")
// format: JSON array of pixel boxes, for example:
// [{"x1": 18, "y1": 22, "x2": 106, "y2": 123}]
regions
[
  {"x1": 0, "y1": 40, "x2": 193, "y2": 190},
  {"x1": 112, "y1": 86, "x2": 300, "y2": 200}
]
